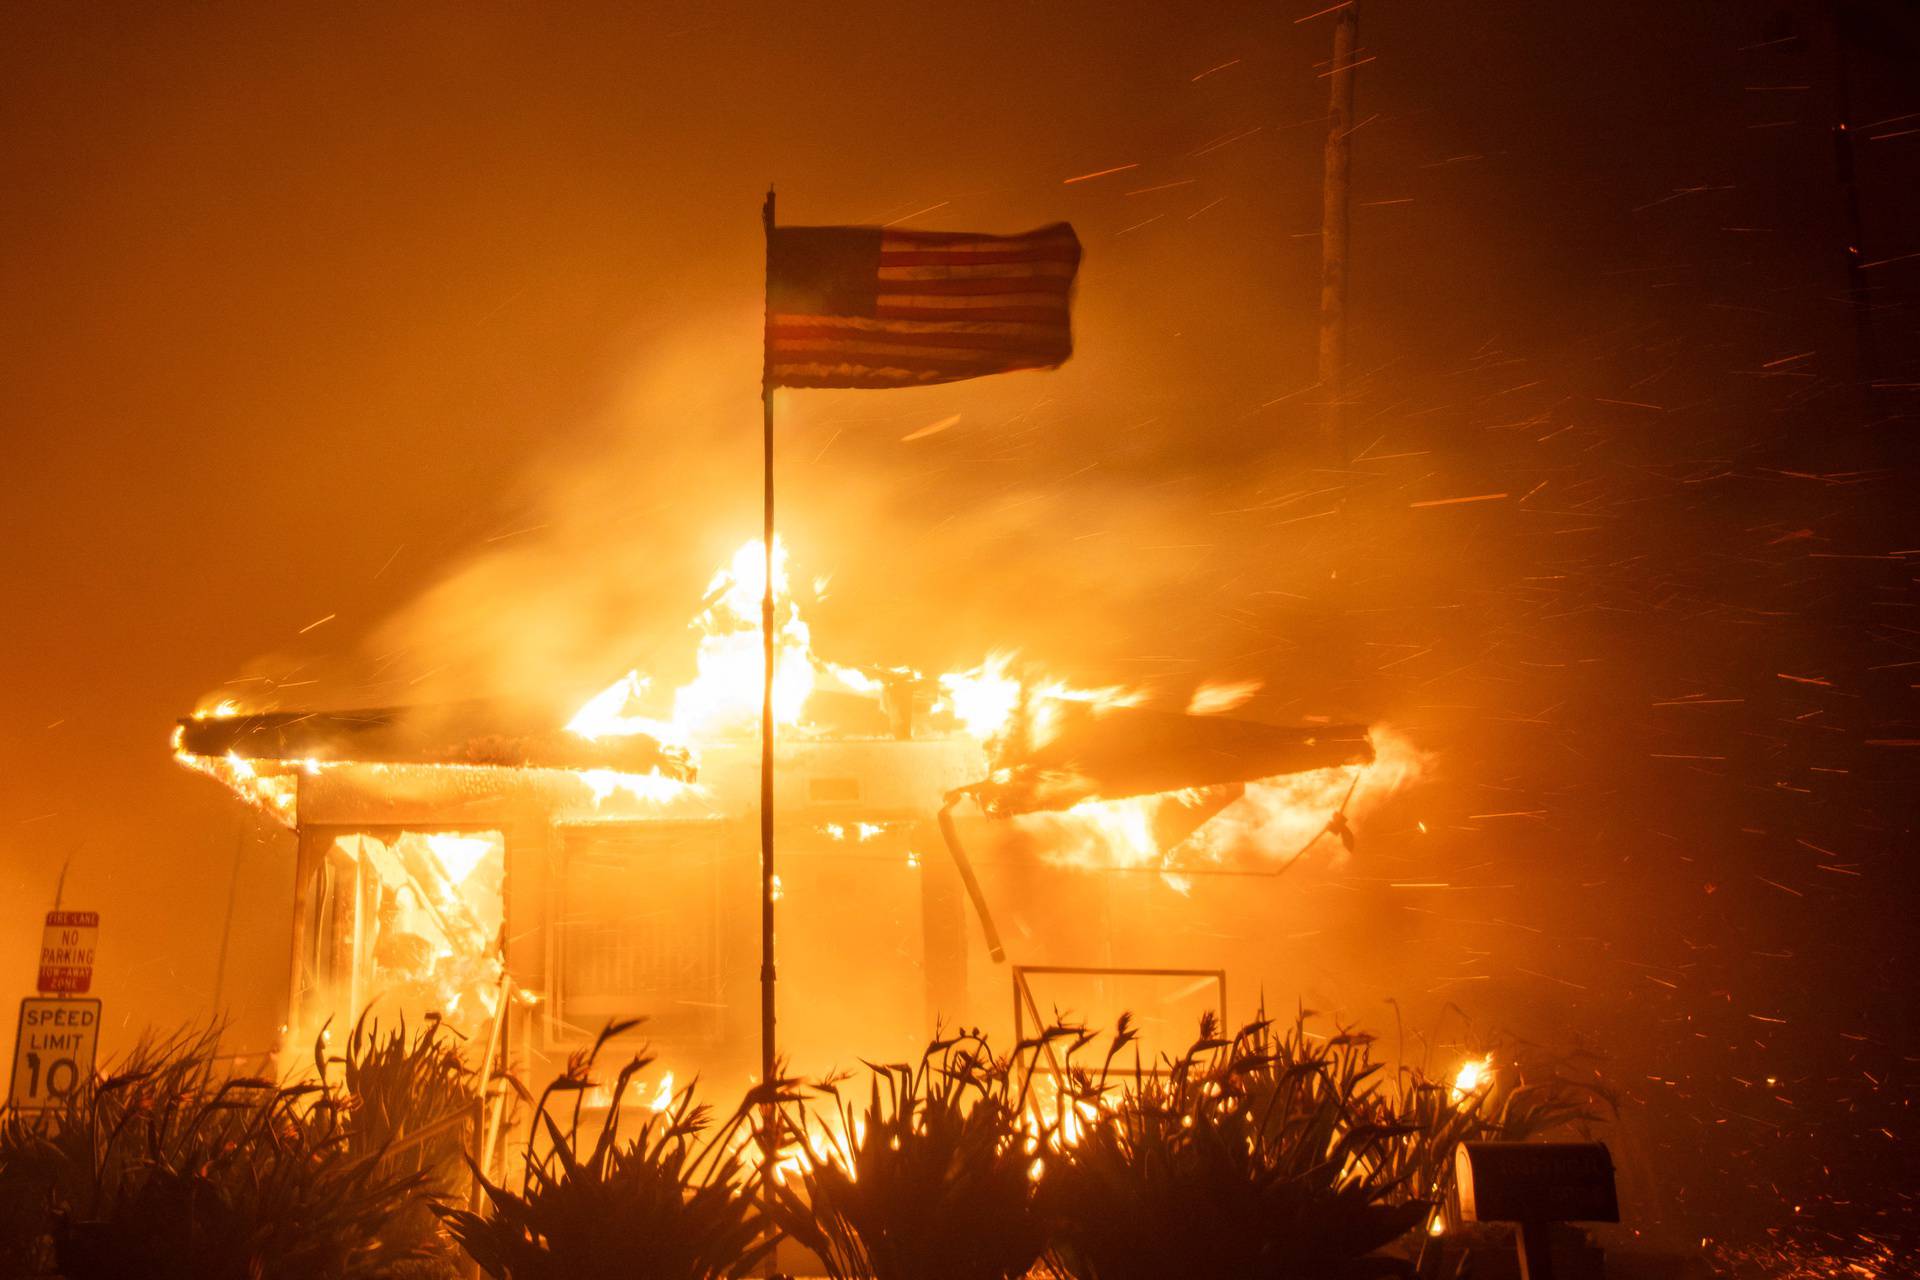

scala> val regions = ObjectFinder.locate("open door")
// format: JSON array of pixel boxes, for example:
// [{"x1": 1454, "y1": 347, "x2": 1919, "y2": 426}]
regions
[{"x1": 287, "y1": 828, "x2": 507, "y2": 1055}]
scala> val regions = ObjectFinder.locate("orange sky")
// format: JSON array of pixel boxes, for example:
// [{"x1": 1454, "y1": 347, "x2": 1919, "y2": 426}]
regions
[{"x1": 2, "y1": 1, "x2": 1915, "y2": 1251}]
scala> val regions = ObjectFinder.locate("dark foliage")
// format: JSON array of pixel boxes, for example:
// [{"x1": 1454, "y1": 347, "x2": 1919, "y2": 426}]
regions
[
  {"x1": 323, "y1": 1011, "x2": 488, "y2": 1271},
  {"x1": 0, "y1": 1026, "x2": 430, "y2": 1280},
  {"x1": 436, "y1": 1019, "x2": 773, "y2": 1280},
  {"x1": 0, "y1": 1008, "x2": 1610, "y2": 1280},
  {"x1": 767, "y1": 1028, "x2": 1059, "y2": 1280},
  {"x1": 1040, "y1": 1013, "x2": 1429, "y2": 1280}
]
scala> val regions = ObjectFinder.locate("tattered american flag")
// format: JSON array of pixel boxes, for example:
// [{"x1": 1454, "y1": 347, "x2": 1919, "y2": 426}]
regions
[{"x1": 764, "y1": 222, "x2": 1081, "y2": 389}]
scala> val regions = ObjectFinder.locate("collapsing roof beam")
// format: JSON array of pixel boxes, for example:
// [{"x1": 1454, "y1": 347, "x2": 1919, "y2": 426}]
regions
[
  {"x1": 176, "y1": 701, "x2": 693, "y2": 780},
  {"x1": 974, "y1": 702, "x2": 1371, "y2": 814}
]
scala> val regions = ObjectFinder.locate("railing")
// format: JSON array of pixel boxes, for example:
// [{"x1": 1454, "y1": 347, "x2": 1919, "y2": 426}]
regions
[
  {"x1": 471, "y1": 969, "x2": 514, "y2": 1211},
  {"x1": 1011, "y1": 964, "x2": 1227, "y2": 1114},
  {"x1": 368, "y1": 972, "x2": 516, "y2": 1280}
]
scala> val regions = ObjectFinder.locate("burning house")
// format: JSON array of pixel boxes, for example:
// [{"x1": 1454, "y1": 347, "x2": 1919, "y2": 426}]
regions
[{"x1": 175, "y1": 539, "x2": 1400, "y2": 1103}]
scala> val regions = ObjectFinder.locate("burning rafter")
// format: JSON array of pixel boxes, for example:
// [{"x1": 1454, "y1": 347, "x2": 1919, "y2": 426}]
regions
[{"x1": 176, "y1": 701, "x2": 693, "y2": 778}]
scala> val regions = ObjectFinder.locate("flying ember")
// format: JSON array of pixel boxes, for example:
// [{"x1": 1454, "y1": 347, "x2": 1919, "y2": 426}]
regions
[{"x1": 13, "y1": 5, "x2": 1914, "y2": 1273}]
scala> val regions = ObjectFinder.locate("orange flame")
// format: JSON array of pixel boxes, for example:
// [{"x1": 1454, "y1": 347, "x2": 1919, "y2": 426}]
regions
[
  {"x1": 423, "y1": 832, "x2": 496, "y2": 886},
  {"x1": 1006, "y1": 727, "x2": 1423, "y2": 874},
  {"x1": 566, "y1": 537, "x2": 817, "y2": 752},
  {"x1": 175, "y1": 747, "x2": 300, "y2": 824},
  {"x1": 562, "y1": 539, "x2": 1422, "y2": 865},
  {"x1": 1451, "y1": 1054, "x2": 1493, "y2": 1102},
  {"x1": 936, "y1": 652, "x2": 1142, "y2": 748}
]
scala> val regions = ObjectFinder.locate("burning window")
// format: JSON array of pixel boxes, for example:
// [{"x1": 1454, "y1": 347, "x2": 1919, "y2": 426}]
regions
[{"x1": 554, "y1": 821, "x2": 728, "y2": 1045}]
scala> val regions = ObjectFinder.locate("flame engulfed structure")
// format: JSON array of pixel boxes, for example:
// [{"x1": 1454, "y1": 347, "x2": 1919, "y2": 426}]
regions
[
  {"x1": 562, "y1": 538, "x2": 1418, "y2": 873},
  {"x1": 179, "y1": 537, "x2": 1420, "y2": 875}
]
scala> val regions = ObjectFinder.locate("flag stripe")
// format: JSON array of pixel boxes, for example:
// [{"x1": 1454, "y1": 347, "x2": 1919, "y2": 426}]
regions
[
  {"x1": 879, "y1": 289, "x2": 1075, "y2": 307},
  {"x1": 767, "y1": 313, "x2": 1060, "y2": 339},
  {"x1": 771, "y1": 333, "x2": 1067, "y2": 355},
  {"x1": 768, "y1": 347, "x2": 1044, "y2": 372},
  {"x1": 873, "y1": 305, "x2": 1068, "y2": 324},
  {"x1": 877, "y1": 248, "x2": 1081, "y2": 268},
  {"x1": 767, "y1": 221, "x2": 1078, "y2": 389},
  {"x1": 877, "y1": 262, "x2": 1079, "y2": 283},
  {"x1": 875, "y1": 276, "x2": 1075, "y2": 295},
  {"x1": 881, "y1": 228, "x2": 1077, "y2": 252},
  {"x1": 772, "y1": 334, "x2": 1067, "y2": 360},
  {"x1": 769, "y1": 358, "x2": 1058, "y2": 388},
  {"x1": 770, "y1": 323, "x2": 1069, "y2": 354}
]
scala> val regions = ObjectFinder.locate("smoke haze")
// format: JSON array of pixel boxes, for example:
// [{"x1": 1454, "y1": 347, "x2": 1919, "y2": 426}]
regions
[{"x1": 2, "y1": 0, "x2": 1914, "y2": 1260}]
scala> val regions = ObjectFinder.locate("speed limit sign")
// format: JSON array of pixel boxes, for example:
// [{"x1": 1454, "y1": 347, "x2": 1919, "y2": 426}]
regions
[{"x1": 8, "y1": 998, "x2": 100, "y2": 1110}]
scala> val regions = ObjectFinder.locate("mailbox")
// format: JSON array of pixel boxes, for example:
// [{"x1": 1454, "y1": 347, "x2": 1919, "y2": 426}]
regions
[
  {"x1": 1455, "y1": 1141, "x2": 1619, "y2": 1224},
  {"x1": 1455, "y1": 1142, "x2": 1617, "y2": 1280}
]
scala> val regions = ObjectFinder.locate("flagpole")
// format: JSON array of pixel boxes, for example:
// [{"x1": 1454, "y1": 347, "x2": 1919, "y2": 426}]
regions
[
  {"x1": 1317, "y1": 1, "x2": 1358, "y2": 468},
  {"x1": 758, "y1": 183, "x2": 779, "y2": 1128}
]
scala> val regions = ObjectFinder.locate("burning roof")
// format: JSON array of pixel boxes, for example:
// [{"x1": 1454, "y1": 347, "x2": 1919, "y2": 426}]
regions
[
  {"x1": 177, "y1": 695, "x2": 1371, "y2": 819},
  {"x1": 176, "y1": 538, "x2": 1410, "y2": 870}
]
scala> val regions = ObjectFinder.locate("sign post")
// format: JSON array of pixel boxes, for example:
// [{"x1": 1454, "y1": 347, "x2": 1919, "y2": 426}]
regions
[
  {"x1": 38, "y1": 910, "x2": 99, "y2": 995},
  {"x1": 12, "y1": 905, "x2": 102, "y2": 1111},
  {"x1": 8, "y1": 998, "x2": 101, "y2": 1111}
]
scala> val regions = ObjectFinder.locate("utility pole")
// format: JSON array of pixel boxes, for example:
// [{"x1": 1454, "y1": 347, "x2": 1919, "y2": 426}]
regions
[
  {"x1": 1317, "y1": 2, "x2": 1360, "y2": 466},
  {"x1": 1828, "y1": 16, "x2": 1881, "y2": 389}
]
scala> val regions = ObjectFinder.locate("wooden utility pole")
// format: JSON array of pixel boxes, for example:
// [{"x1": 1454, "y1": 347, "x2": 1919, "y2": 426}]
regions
[
  {"x1": 1317, "y1": 3, "x2": 1360, "y2": 466},
  {"x1": 1828, "y1": 19, "x2": 1881, "y2": 388}
]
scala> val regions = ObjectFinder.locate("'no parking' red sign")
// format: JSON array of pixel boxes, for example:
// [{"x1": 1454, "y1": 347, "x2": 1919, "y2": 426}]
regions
[{"x1": 38, "y1": 910, "x2": 98, "y2": 995}]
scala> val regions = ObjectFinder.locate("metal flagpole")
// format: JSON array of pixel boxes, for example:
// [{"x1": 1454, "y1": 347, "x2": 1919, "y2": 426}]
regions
[
  {"x1": 758, "y1": 183, "x2": 779, "y2": 1128},
  {"x1": 1317, "y1": 1, "x2": 1359, "y2": 468}
]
